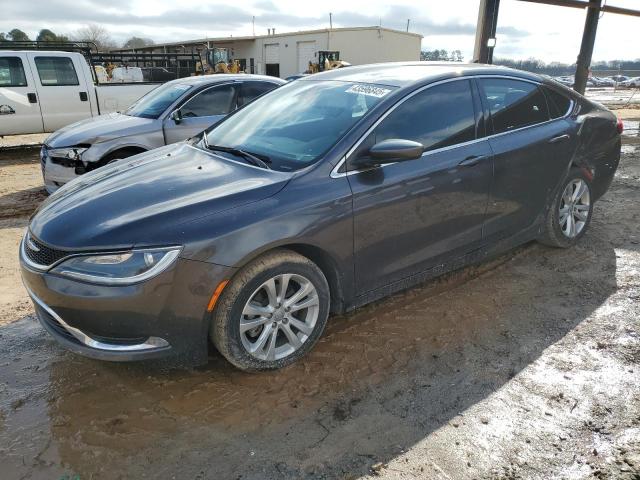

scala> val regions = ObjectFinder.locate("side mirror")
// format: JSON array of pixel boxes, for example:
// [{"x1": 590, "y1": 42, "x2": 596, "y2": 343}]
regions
[
  {"x1": 171, "y1": 109, "x2": 183, "y2": 124},
  {"x1": 351, "y1": 139, "x2": 424, "y2": 169}
]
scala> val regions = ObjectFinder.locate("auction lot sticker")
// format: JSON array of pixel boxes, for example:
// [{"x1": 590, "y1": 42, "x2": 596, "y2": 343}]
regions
[{"x1": 346, "y1": 84, "x2": 392, "y2": 98}]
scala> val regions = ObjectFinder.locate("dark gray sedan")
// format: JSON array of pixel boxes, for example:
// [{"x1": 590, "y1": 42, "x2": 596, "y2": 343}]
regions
[
  {"x1": 41, "y1": 74, "x2": 284, "y2": 193},
  {"x1": 20, "y1": 63, "x2": 622, "y2": 370}
]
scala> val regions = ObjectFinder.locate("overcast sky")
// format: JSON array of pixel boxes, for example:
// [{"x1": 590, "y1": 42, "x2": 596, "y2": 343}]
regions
[{"x1": 2, "y1": 0, "x2": 637, "y2": 62}]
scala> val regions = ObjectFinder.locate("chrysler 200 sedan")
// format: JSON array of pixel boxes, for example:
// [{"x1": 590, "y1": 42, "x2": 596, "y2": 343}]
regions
[
  {"x1": 41, "y1": 74, "x2": 284, "y2": 193},
  {"x1": 20, "y1": 63, "x2": 622, "y2": 371}
]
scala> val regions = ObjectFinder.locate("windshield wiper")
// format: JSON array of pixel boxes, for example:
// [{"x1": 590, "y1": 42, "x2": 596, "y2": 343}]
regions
[{"x1": 206, "y1": 144, "x2": 271, "y2": 170}]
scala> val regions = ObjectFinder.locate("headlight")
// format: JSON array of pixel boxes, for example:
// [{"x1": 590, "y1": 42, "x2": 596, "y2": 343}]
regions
[
  {"x1": 50, "y1": 247, "x2": 181, "y2": 285},
  {"x1": 48, "y1": 147, "x2": 88, "y2": 161}
]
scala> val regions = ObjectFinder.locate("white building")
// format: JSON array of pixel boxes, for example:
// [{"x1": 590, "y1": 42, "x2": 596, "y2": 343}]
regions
[{"x1": 114, "y1": 27, "x2": 423, "y2": 79}]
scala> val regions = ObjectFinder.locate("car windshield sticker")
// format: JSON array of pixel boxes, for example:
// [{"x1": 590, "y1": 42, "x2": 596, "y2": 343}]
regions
[
  {"x1": 346, "y1": 84, "x2": 392, "y2": 98},
  {"x1": 174, "y1": 84, "x2": 191, "y2": 91}
]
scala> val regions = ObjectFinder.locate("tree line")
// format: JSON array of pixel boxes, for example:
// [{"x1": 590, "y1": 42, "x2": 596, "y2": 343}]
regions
[
  {"x1": 0, "y1": 26, "x2": 154, "y2": 51},
  {"x1": 422, "y1": 49, "x2": 640, "y2": 75},
  {"x1": 421, "y1": 49, "x2": 464, "y2": 62}
]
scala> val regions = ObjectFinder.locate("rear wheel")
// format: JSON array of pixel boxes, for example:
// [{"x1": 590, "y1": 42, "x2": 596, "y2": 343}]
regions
[
  {"x1": 539, "y1": 168, "x2": 593, "y2": 248},
  {"x1": 210, "y1": 249, "x2": 330, "y2": 371}
]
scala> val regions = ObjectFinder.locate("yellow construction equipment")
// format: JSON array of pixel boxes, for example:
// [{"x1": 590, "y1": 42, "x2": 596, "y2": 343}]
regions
[
  {"x1": 196, "y1": 47, "x2": 245, "y2": 75},
  {"x1": 306, "y1": 51, "x2": 350, "y2": 74}
]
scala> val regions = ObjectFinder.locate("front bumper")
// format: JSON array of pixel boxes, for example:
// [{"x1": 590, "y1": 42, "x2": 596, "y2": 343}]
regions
[
  {"x1": 41, "y1": 146, "x2": 81, "y2": 194},
  {"x1": 20, "y1": 237, "x2": 234, "y2": 365}
]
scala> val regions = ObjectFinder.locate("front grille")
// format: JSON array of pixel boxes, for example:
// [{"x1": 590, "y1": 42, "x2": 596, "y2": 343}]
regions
[
  {"x1": 49, "y1": 156, "x2": 82, "y2": 168},
  {"x1": 24, "y1": 232, "x2": 70, "y2": 267}
]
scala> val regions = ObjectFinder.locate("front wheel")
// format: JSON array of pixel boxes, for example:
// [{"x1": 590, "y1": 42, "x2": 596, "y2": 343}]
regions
[
  {"x1": 210, "y1": 249, "x2": 330, "y2": 371},
  {"x1": 539, "y1": 168, "x2": 593, "y2": 248}
]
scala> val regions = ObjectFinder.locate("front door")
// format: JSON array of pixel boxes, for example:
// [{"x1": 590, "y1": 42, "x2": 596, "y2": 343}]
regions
[
  {"x1": 163, "y1": 83, "x2": 238, "y2": 144},
  {"x1": 347, "y1": 79, "x2": 493, "y2": 295},
  {"x1": 0, "y1": 53, "x2": 44, "y2": 135},
  {"x1": 28, "y1": 53, "x2": 93, "y2": 132}
]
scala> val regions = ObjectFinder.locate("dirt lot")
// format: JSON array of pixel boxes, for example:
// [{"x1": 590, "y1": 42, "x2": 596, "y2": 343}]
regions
[{"x1": 0, "y1": 114, "x2": 639, "y2": 480}]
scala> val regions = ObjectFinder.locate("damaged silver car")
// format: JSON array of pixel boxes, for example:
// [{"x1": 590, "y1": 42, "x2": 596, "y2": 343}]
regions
[{"x1": 40, "y1": 74, "x2": 284, "y2": 193}]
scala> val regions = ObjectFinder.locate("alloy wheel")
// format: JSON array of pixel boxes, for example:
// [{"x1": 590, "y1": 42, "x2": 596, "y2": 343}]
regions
[
  {"x1": 559, "y1": 178, "x2": 591, "y2": 238},
  {"x1": 240, "y1": 274, "x2": 320, "y2": 361}
]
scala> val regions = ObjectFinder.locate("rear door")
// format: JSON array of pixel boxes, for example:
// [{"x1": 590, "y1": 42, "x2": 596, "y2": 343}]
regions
[
  {"x1": 0, "y1": 53, "x2": 44, "y2": 135},
  {"x1": 163, "y1": 83, "x2": 238, "y2": 144},
  {"x1": 28, "y1": 53, "x2": 92, "y2": 131},
  {"x1": 478, "y1": 78, "x2": 575, "y2": 241}
]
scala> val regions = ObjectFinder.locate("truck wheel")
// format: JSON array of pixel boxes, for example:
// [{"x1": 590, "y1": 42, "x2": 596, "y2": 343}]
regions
[{"x1": 210, "y1": 249, "x2": 330, "y2": 371}]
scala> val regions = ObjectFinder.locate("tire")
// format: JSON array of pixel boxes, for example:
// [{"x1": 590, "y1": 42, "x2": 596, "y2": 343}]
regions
[
  {"x1": 539, "y1": 168, "x2": 594, "y2": 248},
  {"x1": 210, "y1": 249, "x2": 330, "y2": 371}
]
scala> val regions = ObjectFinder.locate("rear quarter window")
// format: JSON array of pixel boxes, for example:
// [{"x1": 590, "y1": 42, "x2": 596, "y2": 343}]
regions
[{"x1": 543, "y1": 86, "x2": 572, "y2": 119}]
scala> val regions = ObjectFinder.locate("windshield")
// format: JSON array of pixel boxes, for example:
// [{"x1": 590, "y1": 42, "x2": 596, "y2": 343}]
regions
[
  {"x1": 204, "y1": 80, "x2": 395, "y2": 171},
  {"x1": 125, "y1": 82, "x2": 192, "y2": 119}
]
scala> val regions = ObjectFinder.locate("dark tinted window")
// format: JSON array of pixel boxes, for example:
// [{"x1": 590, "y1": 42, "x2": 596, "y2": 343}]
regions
[
  {"x1": 0, "y1": 57, "x2": 27, "y2": 87},
  {"x1": 544, "y1": 86, "x2": 572, "y2": 119},
  {"x1": 181, "y1": 84, "x2": 237, "y2": 117},
  {"x1": 479, "y1": 79, "x2": 549, "y2": 134},
  {"x1": 375, "y1": 80, "x2": 476, "y2": 152},
  {"x1": 34, "y1": 57, "x2": 79, "y2": 86},
  {"x1": 238, "y1": 82, "x2": 278, "y2": 107}
]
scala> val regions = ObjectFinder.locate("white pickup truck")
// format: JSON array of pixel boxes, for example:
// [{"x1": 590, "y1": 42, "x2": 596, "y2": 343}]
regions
[{"x1": 0, "y1": 51, "x2": 159, "y2": 135}]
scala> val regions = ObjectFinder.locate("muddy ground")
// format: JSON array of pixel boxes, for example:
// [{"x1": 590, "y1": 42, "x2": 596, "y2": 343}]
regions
[{"x1": 0, "y1": 114, "x2": 639, "y2": 480}]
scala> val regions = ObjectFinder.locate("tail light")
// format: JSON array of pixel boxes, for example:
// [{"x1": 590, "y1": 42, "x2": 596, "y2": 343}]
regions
[{"x1": 617, "y1": 118, "x2": 624, "y2": 134}]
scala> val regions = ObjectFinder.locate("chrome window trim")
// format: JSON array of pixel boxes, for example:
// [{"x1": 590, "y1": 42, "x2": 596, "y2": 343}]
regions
[
  {"x1": 330, "y1": 74, "x2": 574, "y2": 179},
  {"x1": 26, "y1": 286, "x2": 169, "y2": 352}
]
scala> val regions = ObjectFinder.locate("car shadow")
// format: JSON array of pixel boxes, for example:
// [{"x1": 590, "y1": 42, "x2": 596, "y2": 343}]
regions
[{"x1": 0, "y1": 225, "x2": 627, "y2": 479}]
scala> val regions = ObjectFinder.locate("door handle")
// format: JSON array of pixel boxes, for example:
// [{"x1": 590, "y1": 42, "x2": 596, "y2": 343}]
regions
[
  {"x1": 27, "y1": 93, "x2": 37, "y2": 104},
  {"x1": 458, "y1": 155, "x2": 486, "y2": 167},
  {"x1": 79, "y1": 92, "x2": 88, "y2": 101},
  {"x1": 548, "y1": 134, "x2": 570, "y2": 144}
]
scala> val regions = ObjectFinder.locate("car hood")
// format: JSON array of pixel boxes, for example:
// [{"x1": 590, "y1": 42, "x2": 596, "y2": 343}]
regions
[
  {"x1": 29, "y1": 143, "x2": 291, "y2": 250},
  {"x1": 45, "y1": 113, "x2": 155, "y2": 147}
]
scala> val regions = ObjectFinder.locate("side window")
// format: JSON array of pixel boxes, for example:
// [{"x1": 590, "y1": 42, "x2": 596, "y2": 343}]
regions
[
  {"x1": 479, "y1": 79, "x2": 549, "y2": 134},
  {"x1": 375, "y1": 80, "x2": 476, "y2": 151},
  {"x1": 180, "y1": 84, "x2": 237, "y2": 117},
  {"x1": 238, "y1": 82, "x2": 278, "y2": 107},
  {"x1": 34, "y1": 57, "x2": 79, "y2": 86},
  {"x1": 0, "y1": 57, "x2": 27, "y2": 87},
  {"x1": 543, "y1": 86, "x2": 572, "y2": 119}
]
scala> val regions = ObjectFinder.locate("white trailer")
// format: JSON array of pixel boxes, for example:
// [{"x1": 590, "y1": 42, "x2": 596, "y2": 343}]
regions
[{"x1": 0, "y1": 51, "x2": 158, "y2": 135}]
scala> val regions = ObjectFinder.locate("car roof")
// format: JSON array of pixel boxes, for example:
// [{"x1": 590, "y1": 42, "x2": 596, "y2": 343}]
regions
[
  {"x1": 166, "y1": 74, "x2": 286, "y2": 87},
  {"x1": 301, "y1": 62, "x2": 542, "y2": 88}
]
